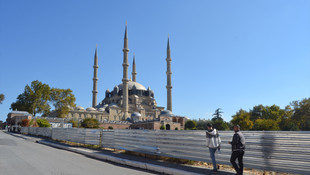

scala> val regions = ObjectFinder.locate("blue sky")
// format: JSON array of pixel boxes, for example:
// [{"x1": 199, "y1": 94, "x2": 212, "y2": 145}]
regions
[{"x1": 0, "y1": 0, "x2": 309, "y2": 122}]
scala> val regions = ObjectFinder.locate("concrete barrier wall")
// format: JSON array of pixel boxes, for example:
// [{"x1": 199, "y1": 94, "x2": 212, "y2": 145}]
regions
[
  {"x1": 21, "y1": 127, "x2": 310, "y2": 174},
  {"x1": 102, "y1": 130, "x2": 310, "y2": 175},
  {"x1": 20, "y1": 127, "x2": 28, "y2": 134},
  {"x1": 36, "y1": 127, "x2": 52, "y2": 137}
]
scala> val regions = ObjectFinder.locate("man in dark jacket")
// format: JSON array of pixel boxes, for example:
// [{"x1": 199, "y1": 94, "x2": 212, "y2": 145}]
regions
[{"x1": 229, "y1": 125, "x2": 245, "y2": 175}]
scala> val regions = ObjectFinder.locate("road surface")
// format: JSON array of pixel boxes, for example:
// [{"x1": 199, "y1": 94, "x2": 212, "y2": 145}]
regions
[{"x1": 0, "y1": 130, "x2": 156, "y2": 175}]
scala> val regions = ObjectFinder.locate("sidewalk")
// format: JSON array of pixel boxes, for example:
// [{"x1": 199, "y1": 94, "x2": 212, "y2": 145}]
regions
[{"x1": 7, "y1": 132, "x2": 237, "y2": 175}]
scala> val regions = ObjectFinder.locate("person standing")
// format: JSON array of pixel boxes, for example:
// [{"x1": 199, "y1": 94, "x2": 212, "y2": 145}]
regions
[
  {"x1": 206, "y1": 123, "x2": 221, "y2": 172},
  {"x1": 229, "y1": 125, "x2": 245, "y2": 175}
]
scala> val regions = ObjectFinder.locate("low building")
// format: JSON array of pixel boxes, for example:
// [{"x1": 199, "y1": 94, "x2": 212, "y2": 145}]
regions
[
  {"x1": 130, "y1": 110, "x2": 186, "y2": 130},
  {"x1": 7, "y1": 111, "x2": 32, "y2": 126}
]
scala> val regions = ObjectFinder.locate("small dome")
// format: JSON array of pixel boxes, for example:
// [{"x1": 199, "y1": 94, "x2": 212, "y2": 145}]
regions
[
  {"x1": 131, "y1": 112, "x2": 141, "y2": 117},
  {"x1": 67, "y1": 105, "x2": 74, "y2": 110},
  {"x1": 108, "y1": 103, "x2": 119, "y2": 108},
  {"x1": 98, "y1": 108, "x2": 105, "y2": 112},
  {"x1": 86, "y1": 107, "x2": 96, "y2": 111},
  {"x1": 75, "y1": 106, "x2": 85, "y2": 110},
  {"x1": 160, "y1": 110, "x2": 174, "y2": 117}
]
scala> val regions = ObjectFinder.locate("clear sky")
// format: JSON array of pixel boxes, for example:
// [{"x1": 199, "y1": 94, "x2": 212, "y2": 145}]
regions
[{"x1": 0, "y1": 0, "x2": 309, "y2": 122}]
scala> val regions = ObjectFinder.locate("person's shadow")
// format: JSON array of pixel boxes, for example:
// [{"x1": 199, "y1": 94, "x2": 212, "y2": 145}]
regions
[{"x1": 260, "y1": 132, "x2": 275, "y2": 171}]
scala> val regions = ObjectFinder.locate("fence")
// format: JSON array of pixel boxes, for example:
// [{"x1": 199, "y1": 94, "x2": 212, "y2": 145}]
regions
[{"x1": 20, "y1": 127, "x2": 310, "y2": 174}]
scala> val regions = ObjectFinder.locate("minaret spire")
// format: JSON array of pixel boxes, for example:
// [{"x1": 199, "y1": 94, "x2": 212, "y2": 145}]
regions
[
  {"x1": 122, "y1": 23, "x2": 129, "y2": 118},
  {"x1": 132, "y1": 53, "x2": 137, "y2": 82},
  {"x1": 166, "y1": 36, "x2": 172, "y2": 112},
  {"x1": 92, "y1": 45, "x2": 99, "y2": 108}
]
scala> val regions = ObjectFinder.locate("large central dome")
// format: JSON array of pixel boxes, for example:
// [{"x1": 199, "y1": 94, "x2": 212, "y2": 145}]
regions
[{"x1": 118, "y1": 81, "x2": 147, "y2": 91}]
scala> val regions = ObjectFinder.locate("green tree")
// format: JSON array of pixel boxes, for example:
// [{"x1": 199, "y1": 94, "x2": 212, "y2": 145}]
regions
[
  {"x1": 279, "y1": 105, "x2": 298, "y2": 131},
  {"x1": 211, "y1": 109, "x2": 229, "y2": 130},
  {"x1": 212, "y1": 108, "x2": 223, "y2": 121},
  {"x1": 212, "y1": 119, "x2": 230, "y2": 130},
  {"x1": 81, "y1": 118, "x2": 99, "y2": 128},
  {"x1": 253, "y1": 119, "x2": 279, "y2": 131},
  {"x1": 36, "y1": 118, "x2": 50, "y2": 128},
  {"x1": 160, "y1": 125, "x2": 166, "y2": 130},
  {"x1": 231, "y1": 109, "x2": 253, "y2": 130},
  {"x1": 250, "y1": 104, "x2": 286, "y2": 121},
  {"x1": 250, "y1": 104, "x2": 264, "y2": 121},
  {"x1": 11, "y1": 80, "x2": 51, "y2": 116},
  {"x1": 0, "y1": 94, "x2": 5, "y2": 104},
  {"x1": 185, "y1": 120, "x2": 197, "y2": 130},
  {"x1": 50, "y1": 88, "x2": 76, "y2": 118},
  {"x1": 68, "y1": 119, "x2": 78, "y2": 127},
  {"x1": 291, "y1": 98, "x2": 310, "y2": 130},
  {"x1": 196, "y1": 119, "x2": 212, "y2": 130}
]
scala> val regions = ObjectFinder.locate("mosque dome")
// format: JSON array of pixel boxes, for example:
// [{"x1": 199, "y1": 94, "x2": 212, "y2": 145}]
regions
[
  {"x1": 86, "y1": 107, "x2": 96, "y2": 111},
  {"x1": 75, "y1": 106, "x2": 85, "y2": 110},
  {"x1": 160, "y1": 110, "x2": 174, "y2": 117},
  {"x1": 118, "y1": 81, "x2": 146, "y2": 91},
  {"x1": 131, "y1": 112, "x2": 142, "y2": 117}
]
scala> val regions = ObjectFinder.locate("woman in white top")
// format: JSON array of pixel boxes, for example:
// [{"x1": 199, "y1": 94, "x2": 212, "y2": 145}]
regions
[{"x1": 206, "y1": 123, "x2": 221, "y2": 172}]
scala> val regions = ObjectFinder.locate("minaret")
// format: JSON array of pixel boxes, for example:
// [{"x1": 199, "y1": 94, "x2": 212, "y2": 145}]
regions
[
  {"x1": 92, "y1": 45, "x2": 98, "y2": 108},
  {"x1": 132, "y1": 53, "x2": 137, "y2": 82},
  {"x1": 166, "y1": 37, "x2": 172, "y2": 112},
  {"x1": 122, "y1": 24, "x2": 129, "y2": 117}
]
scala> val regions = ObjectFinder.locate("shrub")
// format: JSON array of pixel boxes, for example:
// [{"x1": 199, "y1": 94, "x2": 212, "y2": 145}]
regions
[
  {"x1": 81, "y1": 118, "x2": 99, "y2": 128},
  {"x1": 108, "y1": 126, "x2": 113, "y2": 130},
  {"x1": 185, "y1": 120, "x2": 197, "y2": 130},
  {"x1": 69, "y1": 119, "x2": 78, "y2": 128},
  {"x1": 160, "y1": 125, "x2": 165, "y2": 130},
  {"x1": 20, "y1": 119, "x2": 30, "y2": 127},
  {"x1": 36, "y1": 118, "x2": 50, "y2": 128}
]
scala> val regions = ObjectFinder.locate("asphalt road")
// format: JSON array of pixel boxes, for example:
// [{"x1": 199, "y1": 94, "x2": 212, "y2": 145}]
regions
[{"x1": 0, "y1": 130, "x2": 156, "y2": 175}]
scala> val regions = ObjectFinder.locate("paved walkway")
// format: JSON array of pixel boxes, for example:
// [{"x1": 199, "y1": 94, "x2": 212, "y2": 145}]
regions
[
  {"x1": 5, "y1": 131, "x2": 238, "y2": 175},
  {"x1": 0, "y1": 130, "x2": 156, "y2": 175}
]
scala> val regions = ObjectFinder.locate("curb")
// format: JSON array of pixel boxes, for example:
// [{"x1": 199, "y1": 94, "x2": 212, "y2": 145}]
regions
[{"x1": 37, "y1": 140, "x2": 203, "y2": 175}]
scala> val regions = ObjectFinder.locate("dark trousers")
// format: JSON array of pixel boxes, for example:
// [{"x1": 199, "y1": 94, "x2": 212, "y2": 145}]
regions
[{"x1": 230, "y1": 150, "x2": 244, "y2": 175}]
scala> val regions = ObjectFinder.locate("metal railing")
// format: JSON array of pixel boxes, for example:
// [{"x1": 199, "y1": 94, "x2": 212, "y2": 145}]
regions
[{"x1": 20, "y1": 127, "x2": 310, "y2": 174}]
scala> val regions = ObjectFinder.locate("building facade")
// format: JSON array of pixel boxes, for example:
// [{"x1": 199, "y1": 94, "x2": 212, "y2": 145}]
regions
[{"x1": 65, "y1": 25, "x2": 186, "y2": 130}]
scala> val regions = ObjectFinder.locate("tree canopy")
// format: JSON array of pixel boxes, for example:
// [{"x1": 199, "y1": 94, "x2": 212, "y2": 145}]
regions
[
  {"x1": 230, "y1": 98, "x2": 310, "y2": 131},
  {"x1": 50, "y1": 88, "x2": 76, "y2": 118},
  {"x1": 11, "y1": 80, "x2": 76, "y2": 117},
  {"x1": 11, "y1": 80, "x2": 51, "y2": 116},
  {"x1": 231, "y1": 109, "x2": 254, "y2": 130},
  {"x1": 211, "y1": 108, "x2": 230, "y2": 130},
  {"x1": 290, "y1": 98, "x2": 310, "y2": 130},
  {"x1": 212, "y1": 108, "x2": 223, "y2": 121}
]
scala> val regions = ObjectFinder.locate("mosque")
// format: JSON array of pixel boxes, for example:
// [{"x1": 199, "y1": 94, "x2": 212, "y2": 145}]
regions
[{"x1": 65, "y1": 25, "x2": 186, "y2": 130}]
